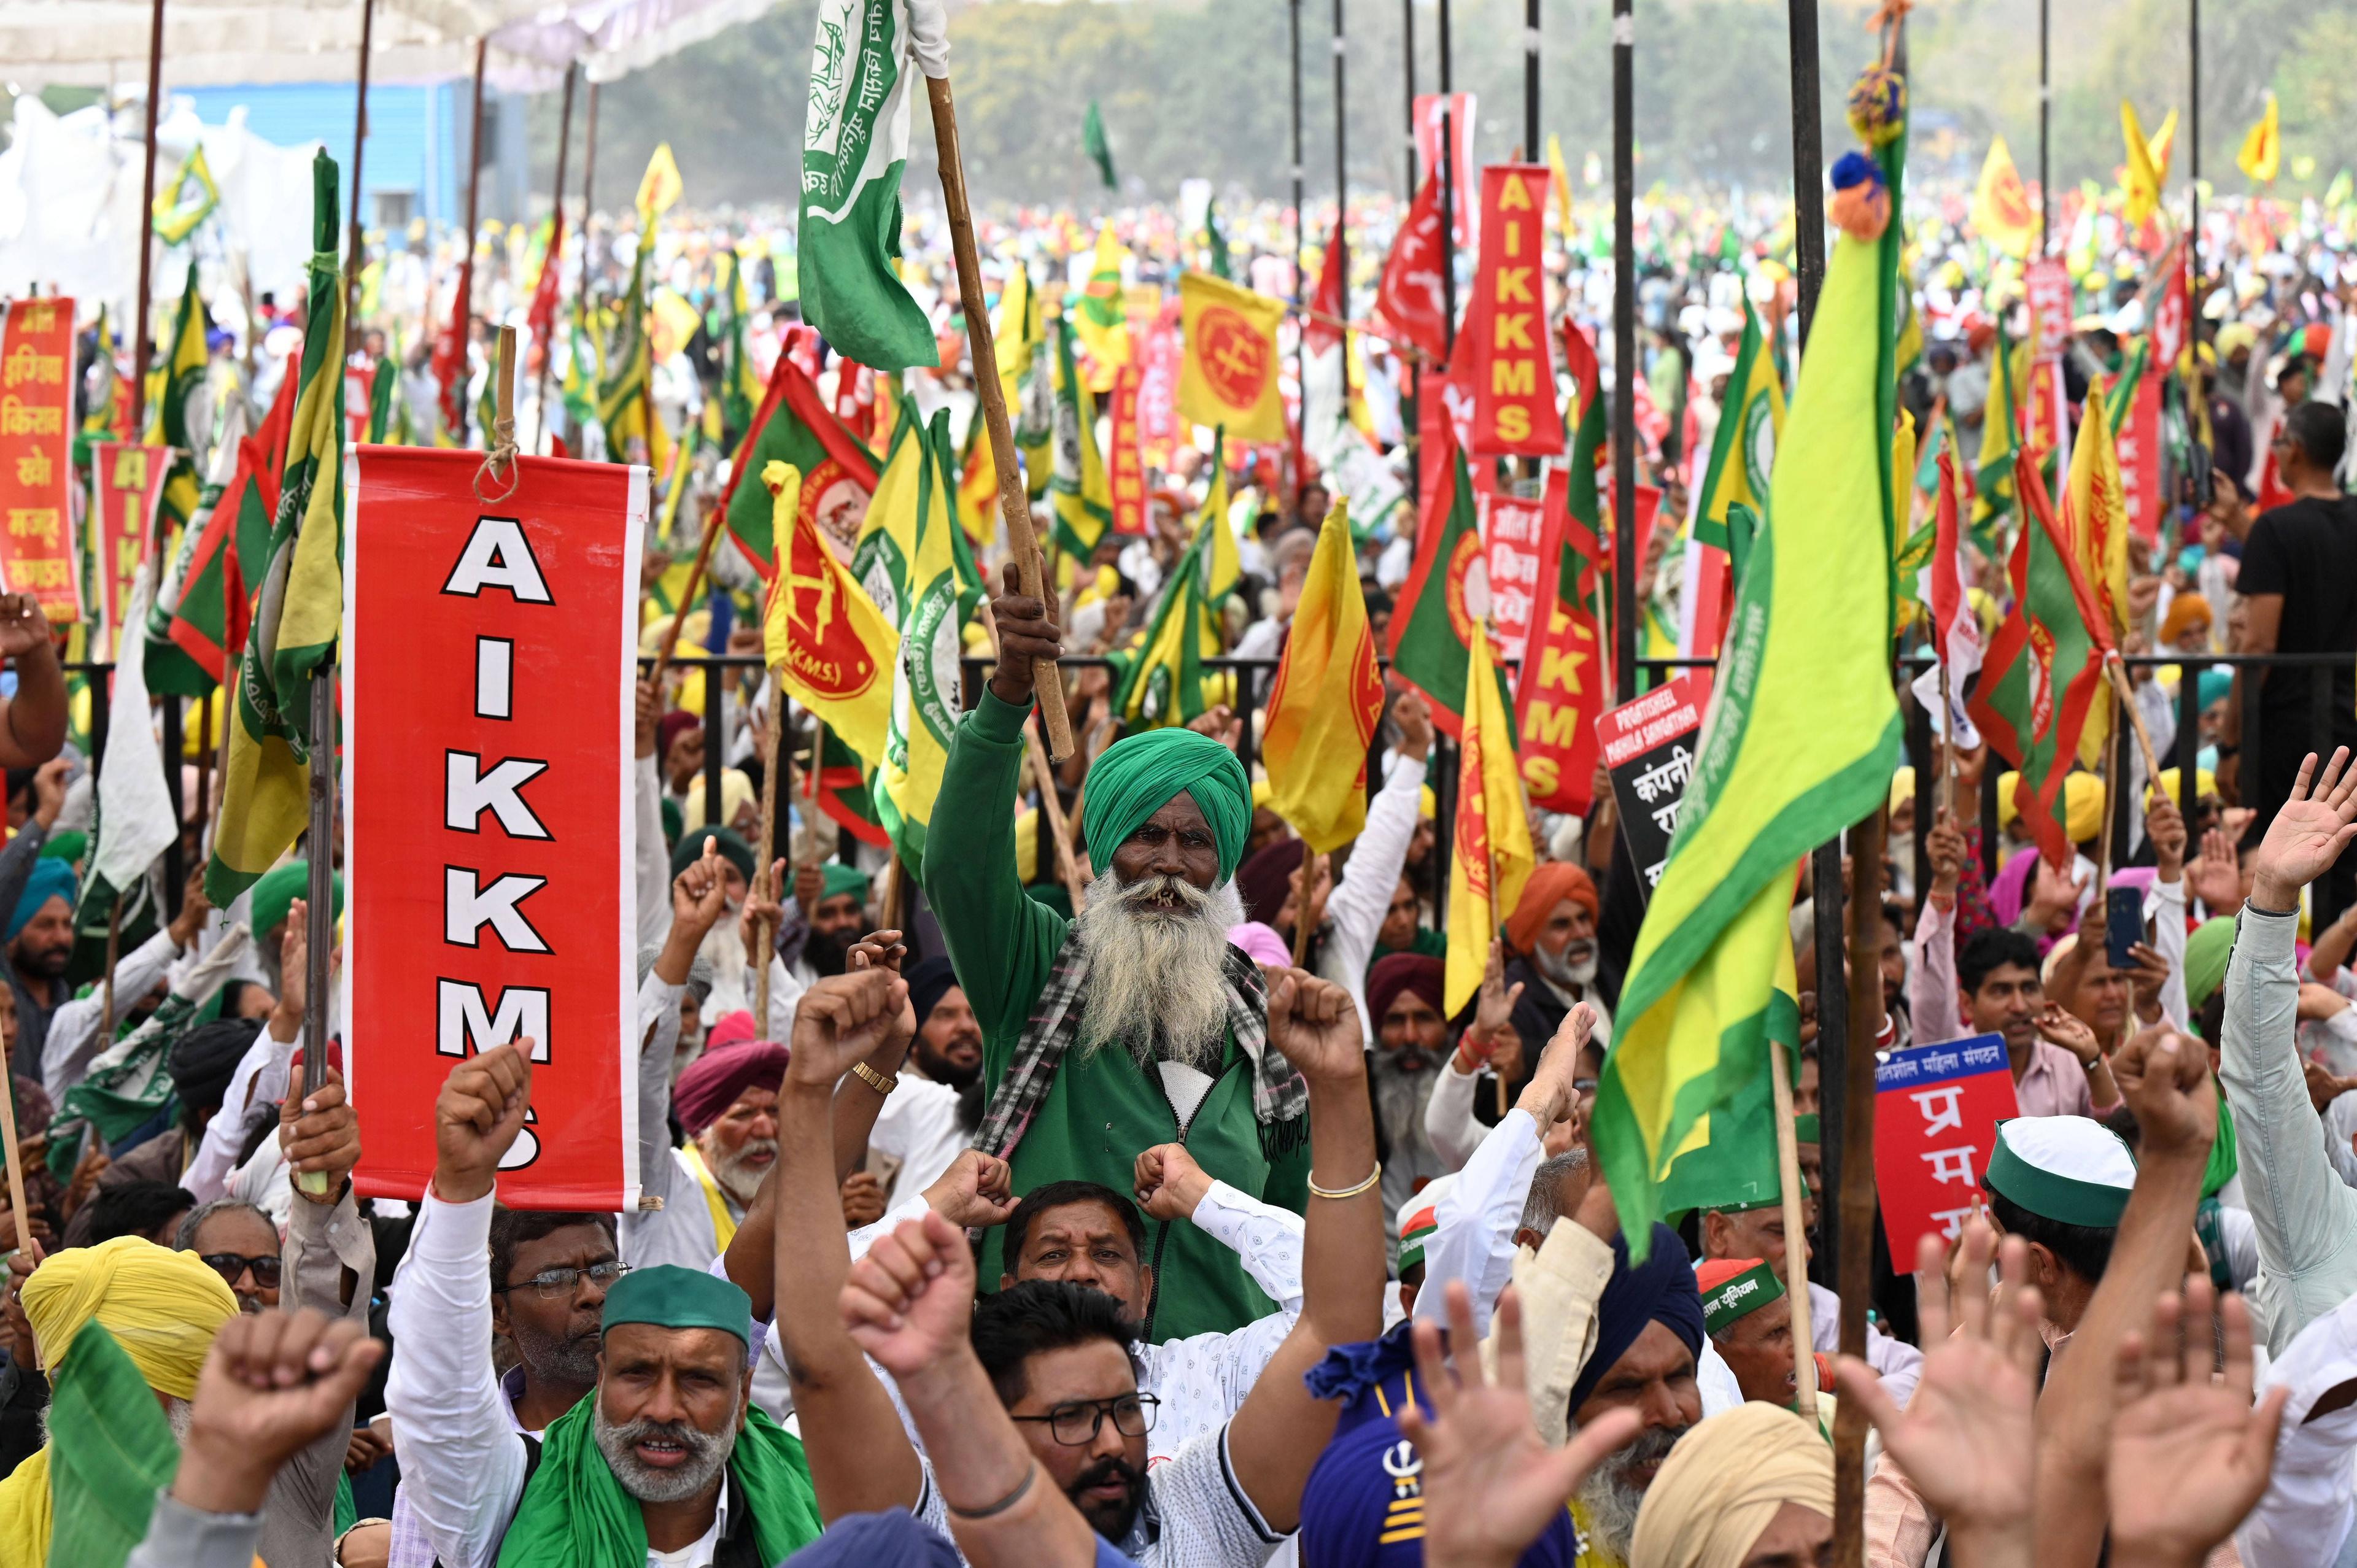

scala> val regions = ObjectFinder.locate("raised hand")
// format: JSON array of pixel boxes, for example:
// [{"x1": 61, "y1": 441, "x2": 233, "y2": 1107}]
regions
[
  {"x1": 1839, "y1": 1223, "x2": 2043, "y2": 1567},
  {"x1": 671, "y1": 837, "x2": 732, "y2": 940},
  {"x1": 1514, "y1": 1002, "x2": 1596, "y2": 1128},
  {"x1": 0, "y1": 595, "x2": 52, "y2": 659},
  {"x1": 280, "y1": 1062, "x2": 361, "y2": 1202},
  {"x1": 634, "y1": 679, "x2": 659, "y2": 760},
  {"x1": 2145, "y1": 793, "x2": 2189, "y2": 880},
  {"x1": 1265, "y1": 968, "x2": 1363, "y2": 1086},
  {"x1": 2250, "y1": 747, "x2": 2357, "y2": 911},
  {"x1": 922, "y1": 1149, "x2": 1016, "y2": 1229},
  {"x1": 842, "y1": 1210, "x2": 982, "y2": 1381},
  {"x1": 1134, "y1": 1143, "x2": 1211, "y2": 1222},
  {"x1": 2111, "y1": 1022, "x2": 2215, "y2": 1162},
  {"x1": 2026, "y1": 857, "x2": 2090, "y2": 930},
  {"x1": 1395, "y1": 1283, "x2": 1643, "y2": 1568},
  {"x1": 2031, "y1": 1003, "x2": 2102, "y2": 1066},
  {"x1": 785, "y1": 970, "x2": 910, "y2": 1092},
  {"x1": 1466, "y1": 940, "x2": 1525, "y2": 1057},
  {"x1": 840, "y1": 1171, "x2": 887, "y2": 1229},
  {"x1": 1393, "y1": 690, "x2": 1434, "y2": 762},
  {"x1": 432, "y1": 1042, "x2": 533, "y2": 1205},
  {"x1": 985, "y1": 584, "x2": 1063, "y2": 709},
  {"x1": 2123, "y1": 942, "x2": 2175, "y2": 1018},
  {"x1": 171, "y1": 1310, "x2": 386, "y2": 1518},
  {"x1": 2186, "y1": 826, "x2": 2245, "y2": 916},
  {"x1": 2107, "y1": 1279, "x2": 2287, "y2": 1568},
  {"x1": 846, "y1": 928, "x2": 909, "y2": 974},
  {"x1": 29, "y1": 758, "x2": 67, "y2": 831},
  {"x1": 741, "y1": 857, "x2": 788, "y2": 967},
  {"x1": 1926, "y1": 810, "x2": 1967, "y2": 898}
]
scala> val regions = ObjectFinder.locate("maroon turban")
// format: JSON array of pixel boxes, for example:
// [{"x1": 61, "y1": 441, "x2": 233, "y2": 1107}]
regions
[
  {"x1": 657, "y1": 710, "x2": 703, "y2": 762},
  {"x1": 1235, "y1": 838, "x2": 1306, "y2": 929},
  {"x1": 673, "y1": 1040, "x2": 789, "y2": 1137},
  {"x1": 1366, "y1": 953, "x2": 1446, "y2": 1033}
]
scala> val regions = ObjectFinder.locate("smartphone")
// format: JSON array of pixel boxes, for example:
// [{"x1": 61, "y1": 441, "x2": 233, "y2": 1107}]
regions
[{"x1": 2105, "y1": 886, "x2": 2143, "y2": 969}]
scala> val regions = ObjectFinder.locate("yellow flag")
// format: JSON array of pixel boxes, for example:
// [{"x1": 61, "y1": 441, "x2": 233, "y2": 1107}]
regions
[
  {"x1": 637, "y1": 143, "x2": 683, "y2": 221},
  {"x1": 1178, "y1": 271, "x2": 1286, "y2": 442},
  {"x1": 994, "y1": 261, "x2": 1037, "y2": 412},
  {"x1": 1262, "y1": 500, "x2": 1382, "y2": 853},
  {"x1": 1970, "y1": 138, "x2": 2037, "y2": 259},
  {"x1": 1074, "y1": 225, "x2": 1132, "y2": 391},
  {"x1": 762, "y1": 461, "x2": 899, "y2": 767},
  {"x1": 2239, "y1": 93, "x2": 2281, "y2": 183},
  {"x1": 1196, "y1": 430, "x2": 1240, "y2": 603},
  {"x1": 2062, "y1": 373, "x2": 2132, "y2": 768},
  {"x1": 1444, "y1": 623, "x2": 1535, "y2": 1016},
  {"x1": 1546, "y1": 134, "x2": 1576, "y2": 242},
  {"x1": 874, "y1": 411, "x2": 985, "y2": 867},
  {"x1": 2120, "y1": 102, "x2": 2176, "y2": 226}
]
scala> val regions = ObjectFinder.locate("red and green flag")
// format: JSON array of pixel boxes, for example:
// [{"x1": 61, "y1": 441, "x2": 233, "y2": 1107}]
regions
[
  {"x1": 1385, "y1": 449, "x2": 1509, "y2": 740},
  {"x1": 1967, "y1": 450, "x2": 2113, "y2": 871},
  {"x1": 715, "y1": 351, "x2": 878, "y2": 582}
]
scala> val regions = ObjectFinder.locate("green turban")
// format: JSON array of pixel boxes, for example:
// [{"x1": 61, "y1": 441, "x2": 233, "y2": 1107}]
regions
[
  {"x1": 38, "y1": 830, "x2": 84, "y2": 865},
  {"x1": 250, "y1": 860, "x2": 344, "y2": 939},
  {"x1": 2186, "y1": 916, "x2": 2236, "y2": 1011},
  {"x1": 602, "y1": 1264, "x2": 751, "y2": 1346},
  {"x1": 819, "y1": 862, "x2": 871, "y2": 904},
  {"x1": 671, "y1": 827, "x2": 757, "y2": 887},
  {"x1": 1080, "y1": 728, "x2": 1252, "y2": 885}
]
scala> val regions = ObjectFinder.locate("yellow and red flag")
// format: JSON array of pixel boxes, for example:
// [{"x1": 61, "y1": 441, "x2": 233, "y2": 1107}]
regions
[
  {"x1": 1444, "y1": 619, "x2": 1535, "y2": 1016},
  {"x1": 1261, "y1": 498, "x2": 1383, "y2": 852},
  {"x1": 2237, "y1": 93, "x2": 2281, "y2": 184},
  {"x1": 1970, "y1": 136, "x2": 2037, "y2": 258},
  {"x1": 1177, "y1": 271, "x2": 1286, "y2": 442},
  {"x1": 2120, "y1": 102, "x2": 2177, "y2": 227},
  {"x1": 762, "y1": 460, "x2": 897, "y2": 767}
]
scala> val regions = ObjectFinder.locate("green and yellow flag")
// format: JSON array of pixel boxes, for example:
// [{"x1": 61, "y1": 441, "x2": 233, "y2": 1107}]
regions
[
  {"x1": 1048, "y1": 318, "x2": 1110, "y2": 558},
  {"x1": 865, "y1": 406, "x2": 983, "y2": 871},
  {"x1": 1595, "y1": 117, "x2": 1906, "y2": 1253},
  {"x1": 718, "y1": 251, "x2": 765, "y2": 443},
  {"x1": 1971, "y1": 326, "x2": 2022, "y2": 536},
  {"x1": 1074, "y1": 225, "x2": 1131, "y2": 390},
  {"x1": 153, "y1": 144, "x2": 219, "y2": 245},
  {"x1": 1692, "y1": 294, "x2": 1784, "y2": 552},
  {"x1": 1112, "y1": 509, "x2": 1220, "y2": 728},
  {"x1": 598, "y1": 189, "x2": 672, "y2": 474},
  {"x1": 145, "y1": 262, "x2": 211, "y2": 538},
  {"x1": 1195, "y1": 433, "x2": 1241, "y2": 604},
  {"x1": 207, "y1": 153, "x2": 347, "y2": 905}
]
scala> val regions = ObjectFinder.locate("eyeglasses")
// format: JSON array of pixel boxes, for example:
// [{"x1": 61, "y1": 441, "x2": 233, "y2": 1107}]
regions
[
  {"x1": 1010, "y1": 1393, "x2": 1159, "y2": 1446},
  {"x1": 199, "y1": 1252, "x2": 282, "y2": 1289},
  {"x1": 494, "y1": 1261, "x2": 630, "y2": 1300}
]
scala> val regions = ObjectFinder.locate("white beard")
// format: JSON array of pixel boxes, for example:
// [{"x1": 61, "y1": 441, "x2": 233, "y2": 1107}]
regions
[
  {"x1": 1074, "y1": 870, "x2": 1244, "y2": 1073},
  {"x1": 1536, "y1": 940, "x2": 1600, "y2": 992},
  {"x1": 698, "y1": 905, "x2": 750, "y2": 1019}
]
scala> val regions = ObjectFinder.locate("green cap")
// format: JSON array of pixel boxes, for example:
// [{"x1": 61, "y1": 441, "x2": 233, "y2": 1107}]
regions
[
  {"x1": 1983, "y1": 1118, "x2": 2136, "y2": 1230},
  {"x1": 1696, "y1": 1258, "x2": 1786, "y2": 1335},
  {"x1": 602, "y1": 1265, "x2": 753, "y2": 1346},
  {"x1": 1793, "y1": 1113, "x2": 1821, "y2": 1145},
  {"x1": 819, "y1": 862, "x2": 872, "y2": 903}
]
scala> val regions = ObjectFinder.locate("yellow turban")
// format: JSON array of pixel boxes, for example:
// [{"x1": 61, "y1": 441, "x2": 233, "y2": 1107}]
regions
[
  {"x1": 1630, "y1": 1403, "x2": 1833, "y2": 1568},
  {"x1": 2064, "y1": 771, "x2": 2105, "y2": 845},
  {"x1": 683, "y1": 767, "x2": 758, "y2": 835},
  {"x1": 23, "y1": 1236, "x2": 239, "y2": 1400},
  {"x1": 2146, "y1": 767, "x2": 2218, "y2": 809},
  {"x1": 1889, "y1": 765, "x2": 1916, "y2": 813},
  {"x1": 1997, "y1": 771, "x2": 2022, "y2": 831}
]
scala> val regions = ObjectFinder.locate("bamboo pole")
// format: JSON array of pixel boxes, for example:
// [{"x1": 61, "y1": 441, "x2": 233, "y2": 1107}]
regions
[
  {"x1": 754, "y1": 691, "x2": 782, "y2": 1031},
  {"x1": 535, "y1": 64, "x2": 578, "y2": 455},
  {"x1": 1832, "y1": 805, "x2": 1886, "y2": 1567},
  {"x1": 925, "y1": 74, "x2": 1075, "y2": 761},
  {"x1": 2106, "y1": 658, "x2": 2170, "y2": 783},
  {"x1": 343, "y1": 0, "x2": 376, "y2": 336},
  {"x1": 647, "y1": 495, "x2": 726, "y2": 695},
  {"x1": 126, "y1": 0, "x2": 168, "y2": 437},
  {"x1": 1770, "y1": 1042, "x2": 1818, "y2": 1422}
]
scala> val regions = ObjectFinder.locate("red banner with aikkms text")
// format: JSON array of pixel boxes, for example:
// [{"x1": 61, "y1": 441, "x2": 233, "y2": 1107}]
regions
[
  {"x1": 1455, "y1": 165, "x2": 1561, "y2": 459},
  {"x1": 345, "y1": 447, "x2": 647, "y2": 1210}
]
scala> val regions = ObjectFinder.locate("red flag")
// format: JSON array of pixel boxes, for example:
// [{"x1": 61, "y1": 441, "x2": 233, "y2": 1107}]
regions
[
  {"x1": 1375, "y1": 174, "x2": 1450, "y2": 364},
  {"x1": 1513, "y1": 466, "x2": 1606, "y2": 814},
  {"x1": 2148, "y1": 239, "x2": 2189, "y2": 374},
  {"x1": 525, "y1": 209, "x2": 567, "y2": 374},
  {"x1": 1306, "y1": 222, "x2": 1347, "y2": 357},
  {"x1": 1453, "y1": 165, "x2": 1560, "y2": 458},
  {"x1": 431, "y1": 260, "x2": 473, "y2": 439}
]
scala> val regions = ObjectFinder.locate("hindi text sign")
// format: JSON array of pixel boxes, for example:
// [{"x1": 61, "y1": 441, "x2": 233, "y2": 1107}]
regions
[
  {"x1": 1874, "y1": 1032, "x2": 2021, "y2": 1262},
  {"x1": 1596, "y1": 672, "x2": 1708, "y2": 905},
  {"x1": 0, "y1": 299, "x2": 82, "y2": 622}
]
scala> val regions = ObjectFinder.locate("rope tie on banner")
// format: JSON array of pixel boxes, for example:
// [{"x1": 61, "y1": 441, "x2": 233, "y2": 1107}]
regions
[{"x1": 474, "y1": 324, "x2": 521, "y2": 503}]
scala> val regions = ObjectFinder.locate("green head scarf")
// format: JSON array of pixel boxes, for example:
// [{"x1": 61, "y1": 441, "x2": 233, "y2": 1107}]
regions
[
  {"x1": 671, "y1": 827, "x2": 757, "y2": 887},
  {"x1": 38, "y1": 830, "x2": 84, "y2": 865},
  {"x1": 2186, "y1": 917, "x2": 2236, "y2": 1010},
  {"x1": 1080, "y1": 728, "x2": 1252, "y2": 885},
  {"x1": 250, "y1": 860, "x2": 344, "y2": 939},
  {"x1": 818, "y1": 862, "x2": 872, "y2": 904},
  {"x1": 603, "y1": 1265, "x2": 752, "y2": 1345}
]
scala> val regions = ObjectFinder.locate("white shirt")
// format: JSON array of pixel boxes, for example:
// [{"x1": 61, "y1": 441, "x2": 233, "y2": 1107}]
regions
[
  {"x1": 1313, "y1": 751, "x2": 1428, "y2": 1047},
  {"x1": 867, "y1": 1073, "x2": 969, "y2": 1208},
  {"x1": 2239, "y1": 1285, "x2": 2357, "y2": 1568},
  {"x1": 1804, "y1": 1281, "x2": 1922, "y2": 1408}
]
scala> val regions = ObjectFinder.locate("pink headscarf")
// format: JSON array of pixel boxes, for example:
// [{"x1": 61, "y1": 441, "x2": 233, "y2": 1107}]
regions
[{"x1": 1228, "y1": 921, "x2": 1293, "y2": 970}]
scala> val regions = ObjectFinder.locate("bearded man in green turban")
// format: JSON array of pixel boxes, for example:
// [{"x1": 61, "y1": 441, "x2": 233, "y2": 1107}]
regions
[{"x1": 924, "y1": 585, "x2": 1312, "y2": 1341}]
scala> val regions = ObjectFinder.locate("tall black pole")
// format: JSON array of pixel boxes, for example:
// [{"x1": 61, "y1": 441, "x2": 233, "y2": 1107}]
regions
[
  {"x1": 1788, "y1": 0, "x2": 1825, "y2": 347},
  {"x1": 1523, "y1": 0, "x2": 1539, "y2": 170},
  {"x1": 128, "y1": 0, "x2": 166, "y2": 438},
  {"x1": 2038, "y1": 0, "x2": 2050, "y2": 253},
  {"x1": 1438, "y1": 0, "x2": 1455, "y2": 348},
  {"x1": 1333, "y1": 0, "x2": 1349, "y2": 328},
  {"x1": 1290, "y1": 0, "x2": 1307, "y2": 516},
  {"x1": 344, "y1": 0, "x2": 376, "y2": 336},
  {"x1": 1611, "y1": 0, "x2": 1635, "y2": 702},
  {"x1": 2188, "y1": 0, "x2": 2200, "y2": 290}
]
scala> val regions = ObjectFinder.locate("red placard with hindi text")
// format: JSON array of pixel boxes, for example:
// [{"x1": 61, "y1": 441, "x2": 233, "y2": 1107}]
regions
[
  {"x1": 0, "y1": 298, "x2": 82, "y2": 623},
  {"x1": 1874, "y1": 1033, "x2": 2021, "y2": 1262},
  {"x1": 1480, "y1": 489, "x2": 1547, "y2": 668},
  {"x1": 1108, "y1": 363, "x2": 1145, "y2": 536},
  {"x1": 88, "y1": 442, "x2": 169, "y2": 658},
  {"x1": 344, "y1": 447, "x2": 646, "y2": 1210},
  {"x1": 2116, "y1": 368, "x2": 2163, "y2": 543},
  {"x1": 1457, "y1": 165, "x2": 1560, "y2": 459}
]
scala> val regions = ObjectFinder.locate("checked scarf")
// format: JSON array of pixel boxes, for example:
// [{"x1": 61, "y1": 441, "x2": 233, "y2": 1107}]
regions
[{"x1": 973, "y1": 929, "x2": 1308, "y2": 1164}]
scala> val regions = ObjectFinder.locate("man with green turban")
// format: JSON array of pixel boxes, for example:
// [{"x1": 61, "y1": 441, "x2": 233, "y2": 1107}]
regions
[
  {"x1": 923, "y1": 586, "x2": 1310, "y2": 1340},
  {"x1": 385, "y1": 1045, "x2": 821, "y2": 1567}
]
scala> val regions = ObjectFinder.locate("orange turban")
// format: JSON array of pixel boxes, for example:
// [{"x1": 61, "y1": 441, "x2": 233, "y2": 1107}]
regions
[{"x1": 1504, "y1": 863, "x2": 1599, "y2": 954}]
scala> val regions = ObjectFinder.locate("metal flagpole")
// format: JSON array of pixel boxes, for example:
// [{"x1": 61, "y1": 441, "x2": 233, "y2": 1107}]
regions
[
  {"x1": 1290, "y1": 0, "x2": 1307, "y2": 519},
  {"x1": 1437, "y1": 0, "x2": 1455, "y2": 343},
  {"x1": 1401, "y1": 0, "x2": 1416, "y2": 195},
  {"x1": 1611, "y1": 0, "x2": 1635, "y2": 701},
  {"x1": 2038, "y1": 0, "x2": 2051, "y2": 252},
  {"x1": 344, "y1": 0, "x2": 376, "y2": 334},
  {"x1": 2188, "y1": 0, "x2": 2200, "y2": 289},
  {"x1": 582, "y1": 83, "x2": 601, "y2": 277},
  {"x1": 536, "y1": 63, "x2": 578, "y2": 454},
  {"x1": 1333, "y1": 0, "x2": 1347, "y2": 301},
  {"x1": 1788, "y1": 0, "x2": 1825, "y2": 346},
  {"x1": 128, "y1": 0, "x2": 168, "y2": 437},
  {"x1": 1523, "y1": 0, "x2": 1539, "y2": 176}
]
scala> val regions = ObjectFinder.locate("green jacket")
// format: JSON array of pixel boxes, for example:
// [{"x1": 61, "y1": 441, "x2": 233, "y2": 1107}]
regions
[{"x1": 924, "y1": 690, "x2": 1309, "y2": 1341}]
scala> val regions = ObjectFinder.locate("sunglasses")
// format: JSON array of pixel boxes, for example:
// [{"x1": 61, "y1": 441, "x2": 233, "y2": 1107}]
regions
[{"x1": 200, "y1": 1252, "x2": 283, "y2": 1289}]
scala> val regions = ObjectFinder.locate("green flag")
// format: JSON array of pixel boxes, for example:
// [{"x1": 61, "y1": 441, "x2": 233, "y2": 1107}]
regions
[
  {"x1": 146, "y1": 261, "x2": 211, "y2": 538},
  {"x1": 719, "y1": 353, "x2": 878, "y2": 580},
  {"x1": 1083, "y1": 100, "x2": 1118, "y2": 190},
  {"x1": 799, "y1": 0, "x2": 943, "y2": 371},
  {"x1": 1595, "y1": 118, "x2": 1908, "y2": 1254},
  {"x1": 206, "y1": 152, "x2": 346, "y2": 905},
  {"x1": 1047, "y1": 317, "x2": 1110, "y2": 557},
  {"x1": 45, "y1": 1324, "x2": 182, "y2": 1568}
]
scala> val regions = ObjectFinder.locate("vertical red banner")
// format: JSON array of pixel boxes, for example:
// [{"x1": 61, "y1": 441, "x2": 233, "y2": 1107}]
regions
[
  {"x1": 1457, "y1": 166, "x2": 1561, "y2": 458},
  {"x1": 1107, "y1": 363, "x2": 1145, "y2": 536},
  {"x1": 2116, "y1": 369, "x2": 2163, "y2": 543},
  {"x1": 345, "y1": 448, "x2": 646, "y2": 1211},
  {"x1": 88, "y1": 442, "x2": 169, "y2": 658},
  {"x1": 1514, "y1": 466, "x2": 1605, "y2": 814},
  {"x1": 0, "y1": 299, "x2": 82, "y2": 623},
  {"x1": 1479, "y1": 490, "x2": 1547, "y2": 666},
  {"x1": 1134, "y1": 304, "x2": 1181, "y2": 471}
]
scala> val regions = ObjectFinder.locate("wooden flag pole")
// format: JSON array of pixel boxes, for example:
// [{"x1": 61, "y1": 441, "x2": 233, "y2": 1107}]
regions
[
  {"x1": 533, "y1": 63, "x2": 578, "y2": 455},
  {"x1": 1937, "y1": 661, "x2": 1956, "y2": 821},
  {"x1": 646, "y1": 493, "x2": 726, "y2": 695},
  {"x1": 126, "y1": 0, "x2": 168, "y2": 438},
  {"x1": 1770, "y1": 1041, "x2": 1819, "y2": 1422},
  {"x1": 0, "y1": 1049, "x2": 28, "y2": 1262},
  {"x1": 754, "y1": 690, "x2": 781, "y2": 1033},
  {"x1": 1289, "y1": 851, "x2": 1328, "y2": 968},
  {"x1": 1832, "y1": 803, "x2": 1886, "y2": 1567},
  {"x1": 2105, "y1": 658, "x2": 2170, "y2": 784},
  {"x1": 343, "y1": 0, "x2": 377, "y2": 336},
  {"x1": 980, "y1": 598, "x2": 1087, "y2": 910},
  {"x1": 926, "y1": 73, "x2": 1075, "y2": 762}
]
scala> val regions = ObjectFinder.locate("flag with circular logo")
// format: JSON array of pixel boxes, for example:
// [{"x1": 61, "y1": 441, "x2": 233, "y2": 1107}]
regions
[
  {"x1": 762, "y1": 461, "x2": 898, "y2": 768},
  {"x1": 1177, "y1": 271, "x2": 1286, "y2": 442}
]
